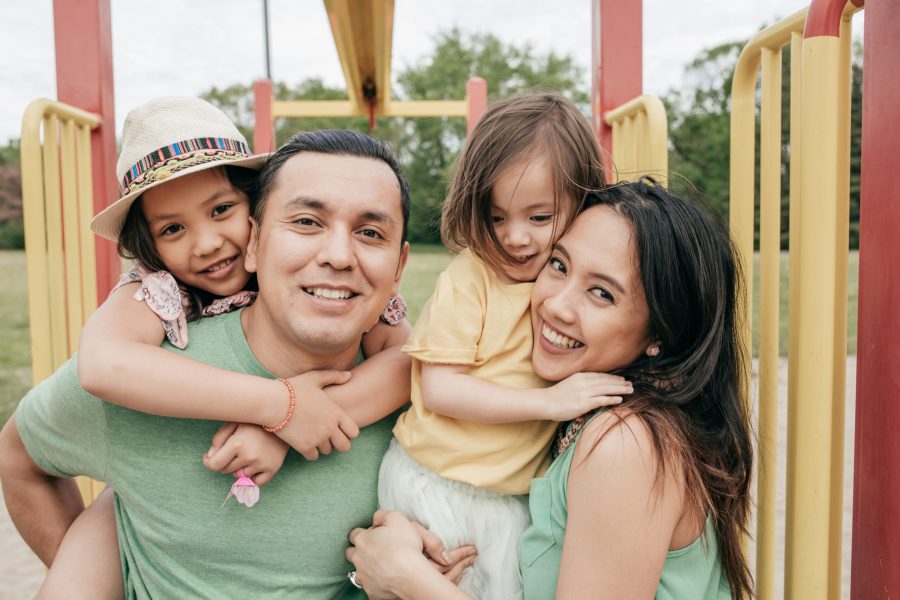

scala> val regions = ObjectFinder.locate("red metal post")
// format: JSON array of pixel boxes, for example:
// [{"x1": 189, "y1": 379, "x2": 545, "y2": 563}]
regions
[
  {"x1": 466, "y1": 77, "x2": 488, "y2": 136},
  {"x1": 253, "y1": 79, "x2": 275, "y2": 153},
  {"x1": 592, "y1": 0, "x2": 642, "y2": 182},
  {"x1": 851, "y1": 0, "x2": 900, "y2": 597},
  {"x1": 53, "y1": 0, "x2": 118, "y2": 300}
]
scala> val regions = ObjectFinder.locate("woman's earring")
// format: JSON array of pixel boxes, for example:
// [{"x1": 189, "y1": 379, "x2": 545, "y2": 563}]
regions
[
  {"x1": 380, "y1": 295, "x2": 408, "y2": 326},
  {"x1": 647, "y1": 345, "x2": 661, "y2": 357}
]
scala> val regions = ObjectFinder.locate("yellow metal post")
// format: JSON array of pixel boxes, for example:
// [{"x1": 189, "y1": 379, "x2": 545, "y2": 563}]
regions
[
  {"x1": 756, "y1": 45, "x2": 783, "y2": 600},
  {"x1": 60, "y1": 118, "x2": 84, "y2": 357},
  {"x1": 77, "y1": 124, "x2": 99, "y2": 323},
  {"x1": 20, "y1": 103, "x2": 54, "y2": 383},
  {"x1": 728, "y1": 11, "x2": 807, "y2": 600}
]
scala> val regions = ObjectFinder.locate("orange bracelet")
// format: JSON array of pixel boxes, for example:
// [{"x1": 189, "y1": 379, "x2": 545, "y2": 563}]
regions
[{"x1": 263, "y1": 378, "x2": 296, "y2": 433}]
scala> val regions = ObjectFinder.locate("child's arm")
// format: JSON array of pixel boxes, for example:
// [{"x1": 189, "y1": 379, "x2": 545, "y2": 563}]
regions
[
  {"x1": 203, "y1": 422, "x2": 288, "y2": 484},
  {"x1": 78, "y1": 284, "x2": 357, "y2": 460},
  {"x1": 420, "y1": 364, "x2": 633, "y2": 423},
  {"x1": 324, "y1": 318, "x2": 413, "y2": 427},
  {"x1": 38, "y1": 488, "x2": 122, "y2": 600},
  {"x1": 78, "y1": 283, "x2": 287, "y2": 425},
  {"x1": 200, "y1": 319, "x2": 412, "y2": 481}
]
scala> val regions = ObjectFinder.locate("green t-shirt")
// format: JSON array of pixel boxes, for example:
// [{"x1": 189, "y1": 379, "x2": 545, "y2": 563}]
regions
[
  {"x1": 518, "y1": 413, "x2": 732, "y2": 600},
  {"x1": 16, "y1": 309, "x2": 396, "y2": 599}
]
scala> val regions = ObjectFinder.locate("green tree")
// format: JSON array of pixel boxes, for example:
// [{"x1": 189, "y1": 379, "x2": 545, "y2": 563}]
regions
[
  {"x1": 0, "y1": 138, "x2": 20, "y2": 166},
  {"x1": 201, "y1": 29, "x2": 588, "y2": 243},
  {"x1": 663, "y1": 36, "x2": 863, "y2": 249},
  {"x1": 394, "y1": 28, "x2": 588, "y2": 242}
]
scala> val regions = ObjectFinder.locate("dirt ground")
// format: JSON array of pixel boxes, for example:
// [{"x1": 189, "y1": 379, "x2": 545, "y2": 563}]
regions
[{"x1": 1, "y1": 357, "x2": 859, "y2": 599}]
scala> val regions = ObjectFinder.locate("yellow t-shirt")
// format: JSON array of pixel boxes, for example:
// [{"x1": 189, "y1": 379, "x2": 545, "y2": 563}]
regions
[{"x1": 393, "y1": 249, "x2": 555, "y2": 495}]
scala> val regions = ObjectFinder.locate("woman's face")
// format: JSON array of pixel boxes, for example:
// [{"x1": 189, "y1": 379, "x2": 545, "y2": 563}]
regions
[{"x1": 531, "y1": 204, "x2": 654, "y2": 382}]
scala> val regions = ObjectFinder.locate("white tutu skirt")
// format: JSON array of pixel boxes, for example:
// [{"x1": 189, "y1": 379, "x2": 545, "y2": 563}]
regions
[{"x1": 378, "y1": 438, "x2": 529, "y2": 600}]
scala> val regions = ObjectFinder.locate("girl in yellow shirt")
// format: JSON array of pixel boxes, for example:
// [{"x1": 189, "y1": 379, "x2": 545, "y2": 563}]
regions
[{"x1": 381, "y1": 92, "x2": 632, "y2": 600}]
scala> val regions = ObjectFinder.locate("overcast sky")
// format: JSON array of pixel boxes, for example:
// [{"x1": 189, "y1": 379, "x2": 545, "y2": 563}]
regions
[{"x1": 1, "y1": 0, "x2": 858, "y2": 144}]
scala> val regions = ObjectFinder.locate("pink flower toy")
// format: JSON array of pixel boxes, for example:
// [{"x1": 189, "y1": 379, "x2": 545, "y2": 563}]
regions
[{"x1": 223, "y1": 469, "x2": 260, "y2": 508}]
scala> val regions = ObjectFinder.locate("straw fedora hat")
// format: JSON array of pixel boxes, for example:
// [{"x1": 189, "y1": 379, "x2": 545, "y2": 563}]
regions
[{"x1": 91, "y1": 96, "x2": 269, "y2": 241}]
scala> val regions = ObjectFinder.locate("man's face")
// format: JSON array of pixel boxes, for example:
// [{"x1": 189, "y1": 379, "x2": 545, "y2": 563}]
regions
[{"x1": 245, "y1": 152, "x2": 409, "y2": 355}]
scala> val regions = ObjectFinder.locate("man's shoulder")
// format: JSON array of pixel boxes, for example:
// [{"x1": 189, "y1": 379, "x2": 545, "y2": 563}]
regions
[
  {"x1": 168, "y1": 309, "x2": 266, "y2": 375},
  {"x1": 172, "y1": 309, "x2": 242, "y2": 352}
]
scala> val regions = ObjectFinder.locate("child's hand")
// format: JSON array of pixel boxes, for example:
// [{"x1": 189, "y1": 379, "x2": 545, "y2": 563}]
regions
[
  {"x1": 203, "y1": 423, "x2": 289, "y2": 486},
  {"x1": 273, "y1": 370, "x2": 361, "y2": 461},
  {"x1": 542, "y1": 372, "x2": 633, "y2": 421}
]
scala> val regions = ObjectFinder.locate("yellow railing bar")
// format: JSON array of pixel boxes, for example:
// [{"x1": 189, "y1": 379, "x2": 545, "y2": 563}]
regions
[
  {"x1": 273, "y1": 99, "x2": 469, "y2": 119},
  {"x1": 730, "y1": 2, "x2": 862, "y2": 598},
  {"x1": 603, "y1": 94, "x2": 668, "y2": 184},
  {"x1": 60, "y1": 118, "x2": 83, "y2": 357},
  {"x1": 20, "y1": 98, "x2": 101, "y2": 385},
  {"x1": 757, "y1": 44, "x2": 782, "y2": 600},
  {"x1": 785, "y1": 4, "x2": 860, "y2": 597},
  {"x1": 77, "y1": 123, "x2": 98, "y2": 324},
  {"x1": 21, "y1": 99, "x2": 103, "y2": 506},
  {"x1": 41, "y1": 114, "x2": 68, "y2": 370},
  {"x1": 729, "y1": 11, "x2": 807, "y2": 600}
]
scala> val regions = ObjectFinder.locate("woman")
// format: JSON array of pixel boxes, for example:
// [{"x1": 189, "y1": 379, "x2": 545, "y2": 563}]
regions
[{"x1": 346, "y1": 179, "x2": 754, "y2": 599}]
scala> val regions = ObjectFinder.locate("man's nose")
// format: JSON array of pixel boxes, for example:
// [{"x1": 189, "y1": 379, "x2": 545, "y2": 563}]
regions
[{"x1": 317, "y1": 228, "x2": 356, "y2": 270}]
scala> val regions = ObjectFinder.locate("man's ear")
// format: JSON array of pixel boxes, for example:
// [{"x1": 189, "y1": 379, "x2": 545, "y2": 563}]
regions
[
  {"x1": 392, "y1": 242, "x2": 410, "y2": 295},
  {"x1": 245, "y1": 217, "x2": 260, "y2": 274}
]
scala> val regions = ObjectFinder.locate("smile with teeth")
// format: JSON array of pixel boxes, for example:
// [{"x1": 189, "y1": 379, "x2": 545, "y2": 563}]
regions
[
  {"x1": 304, "y1": 287, "x2": 356, "y2": 300},
  {"x1": 542, "y1": 323, "x2": 584, "y2": 349},
  {"x1": 203, "y1": 256, "x2": 237, "y2": 273}
]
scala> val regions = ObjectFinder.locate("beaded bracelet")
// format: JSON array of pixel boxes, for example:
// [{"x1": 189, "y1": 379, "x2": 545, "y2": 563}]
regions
[{"x1": 263, "y1": 378, "x2": 296, "y2": 433}]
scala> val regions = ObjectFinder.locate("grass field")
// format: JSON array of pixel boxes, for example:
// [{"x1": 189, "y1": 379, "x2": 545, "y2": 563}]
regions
[{"x1": 0, "y1": 247, "x2": 860, "y2": 426}]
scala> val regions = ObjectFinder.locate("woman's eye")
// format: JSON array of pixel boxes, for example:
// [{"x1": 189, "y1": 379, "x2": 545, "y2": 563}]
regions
[
  {"x1": 161, "y1": 224, "x2": 183, "y2": 236},
  {"x1": 212, "y1": 204, "x2": 233, "y2": 217},
  {"x1": 590, "y1": 287, "x2": 614, "y2": 302},
  {"x1": 547, "y1": 257, "x2": 566, "y2": 274}
]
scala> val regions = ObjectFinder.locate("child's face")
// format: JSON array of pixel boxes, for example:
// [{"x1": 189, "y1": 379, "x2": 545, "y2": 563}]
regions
[
  {"x1": 141, "y1": 168, "x2": 253, "y2": 297},
  {"x1": 490, "y1": 157, "x2": 570, "y2": 284}
]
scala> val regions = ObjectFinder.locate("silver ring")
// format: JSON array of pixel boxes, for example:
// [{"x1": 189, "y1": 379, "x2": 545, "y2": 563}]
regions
[{"x1": 347, "y1": 570, "x2": 363, "y2": 589}]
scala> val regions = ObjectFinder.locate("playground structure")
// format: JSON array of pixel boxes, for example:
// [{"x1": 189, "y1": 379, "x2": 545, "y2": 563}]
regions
[{"x1": 17, "y1": 0, "x2": 899, "y2": 598}]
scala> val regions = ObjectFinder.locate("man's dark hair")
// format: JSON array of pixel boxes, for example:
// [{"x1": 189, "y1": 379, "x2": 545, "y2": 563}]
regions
[{"x1": 255, "y1": 130, "x2": 411, "y2": 244}]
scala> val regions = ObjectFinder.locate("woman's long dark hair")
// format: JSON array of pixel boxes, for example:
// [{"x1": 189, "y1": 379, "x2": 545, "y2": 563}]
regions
[
  {"x1": 583, "y1": 178, "x2": 754, "y2": 599},
  {"x1": 117, "y1": 165, "x2": 259, "y2": 319}
]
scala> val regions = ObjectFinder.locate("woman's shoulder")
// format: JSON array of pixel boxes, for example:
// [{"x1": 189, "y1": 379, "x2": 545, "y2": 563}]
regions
[
  {"x1": 574, "y1": 409, "x2": 654, "y2": 462},
  {"x1": 572, "y1": 408, "x2": 686, "y2": 487}
]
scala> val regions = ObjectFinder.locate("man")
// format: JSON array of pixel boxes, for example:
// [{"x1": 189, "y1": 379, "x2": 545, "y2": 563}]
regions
[{"x1": 0, "y1": 129, "x2": 411, "y2": 598}]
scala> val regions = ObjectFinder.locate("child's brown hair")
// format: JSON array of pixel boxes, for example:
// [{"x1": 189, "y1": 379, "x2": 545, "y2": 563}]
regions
[{"x1": 441, "y1": 92, "x2": 606, "y2": 273}]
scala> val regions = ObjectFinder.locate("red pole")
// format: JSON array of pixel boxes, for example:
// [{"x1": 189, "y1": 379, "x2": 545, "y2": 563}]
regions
[
  {"x1": 253, "y1": 79, "x2": 275, "y2": 153},
  {"x1": 592, "y1": 0, "x2": 642, "y2": 182},
  {"x1": 53, "y1": 0, "x2": 118, "y2": 300},
  {"x1": 851, "y1": 0, "x2": 900, "y2": 597},
  {"x1": 466, "y1": 77, "x2": 488, "y2": 136}
]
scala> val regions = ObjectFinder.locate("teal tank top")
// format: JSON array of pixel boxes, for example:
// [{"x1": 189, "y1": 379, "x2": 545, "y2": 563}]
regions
[{"x1": 518, "y1": 415, "x2": 732, "y2": 599}]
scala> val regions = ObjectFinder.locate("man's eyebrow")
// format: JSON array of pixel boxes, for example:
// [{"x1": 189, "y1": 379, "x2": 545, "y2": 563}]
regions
[
  {"x1": 555, "y1": 241, "x2": 626, "y2": 295},
  {"x1": 284, "y1": 196, "x2": 327, "y2": 211},
  {"x1": 360, "y1": 210, "x2": 397, "y2": 227}
]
